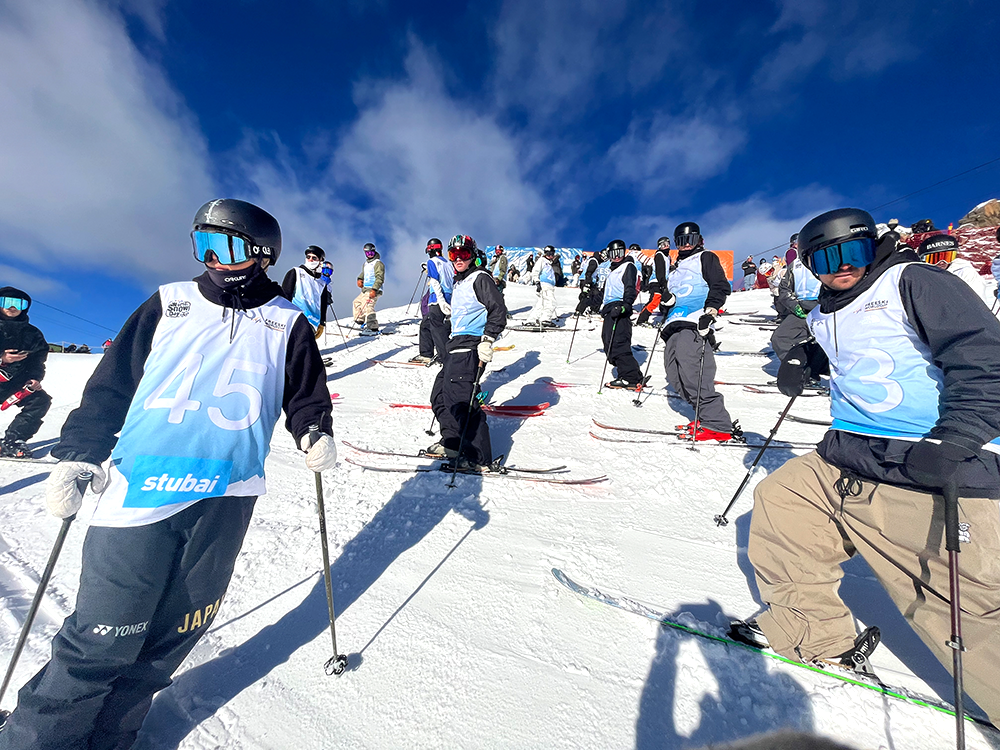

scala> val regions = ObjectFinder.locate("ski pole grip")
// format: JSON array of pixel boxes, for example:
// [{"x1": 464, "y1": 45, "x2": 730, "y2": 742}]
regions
[
  {"x1": 75, "y1": 471, "x2": 93, "y2": 497},
  {"x1": 942, "y1": 482, "x2": 961, "y2": 554},
  {"x1": 306, "y1": 425, "x2": 321, "y2": 449}
]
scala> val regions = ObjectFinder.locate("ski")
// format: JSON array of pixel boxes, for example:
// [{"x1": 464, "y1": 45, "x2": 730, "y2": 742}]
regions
[
  {"x1": 715, "y1": 380, "x2": 828, "y2": 392},
  {"x1": 343, "y1": 457, "x2": 607, "y2": 485},
  {"x1": 385, "y1": 402, "x2": 549, "y2": 416},
  {"x1": 590, "y1": 419, "x2": 816, "y2": 449},
  {"x1": 551, "y1": 568, "x2": 995, "y2": 729},
  {"x1": 744, "y1": 385, "x2": 828, "y2": 397},
  {"x1": 541, "y1": 378, "x2": 590, "y2": 388},
  {"x1": 372, "y1": 359, "x2": 437, "y2": 368},
  {"x1": 340, "y1": 441, "x2": 568, "y2": 474},
  {"x1": 715, "y1": 351, "x2": 773, "y2": 358},
  {"x1": 492, "y1": 344, "x2": 516, "y2": 351},
  {"x1": 508, "y1": 325, "x2": 574, "y2": 332},
  {"x1": 725, "y1": 319, "x2": 777, "y2": 328},
  {"x1": 588, "y1": 431, "x2": 814, "y2": 449},
  {"x1": 786, "y1": 414, "x2": 832, "y2": 426},
  {"x1": 0, "y1": 456, "x2": 57, "y2": 464}
]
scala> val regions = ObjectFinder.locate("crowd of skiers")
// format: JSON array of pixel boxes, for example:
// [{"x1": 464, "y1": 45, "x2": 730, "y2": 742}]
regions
[{"x1": 2, "y1": 195, "x2": 1000, "y2": 748}]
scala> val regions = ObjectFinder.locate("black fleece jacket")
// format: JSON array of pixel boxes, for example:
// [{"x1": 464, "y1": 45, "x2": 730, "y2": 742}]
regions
[
  {"x1": 814, "y1": 242, "x2": 1000, "y2": 495},
  {"x1": 0, "y1": 286, "x2": 47, "y2": 385},
  {"x1": 53, "y1": 271, "x2": 332, "y2": 465}
]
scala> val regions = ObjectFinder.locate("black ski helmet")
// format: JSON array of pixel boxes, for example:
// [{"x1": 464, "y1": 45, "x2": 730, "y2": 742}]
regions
[
  {"x1": 674, "y1": 222, "x2": 702, "y2": 250},
  {"x1": 798, "y1": 208, "x2": 877, "y2": 272},
  {"x1": 598, "y1": 248, "x2": 610, "y2": 263},
  {"x1": 628, "y1": 243, "x2": 641, "y2": 253},
  {"x1": 363, "y1": 242, "x2": 377, "y2": 256},
  {"x1": 607, "y1": 239, "x2": 627, "y2": 261},
  {"x1": 426, "y1": 238, "x2": 443, "y2": 256},
  {"x1": 305, "y1": 244, "x2": 325, "y2": 260},
  {"x1": 543, "y1": 245, "x2": 556, "y2": 257},
  {"x1": 789, "y1": 233, "x2": 798, "y2": 245},
  {"x1": 657, "y1": 236, "x2": 670, "y2": 250},
  {"x1": 191, "y1": 199, "x2": 281, "y2": 266},
  {"x1": 918, "y1": 233, "x2": 959, "y2": 259}
]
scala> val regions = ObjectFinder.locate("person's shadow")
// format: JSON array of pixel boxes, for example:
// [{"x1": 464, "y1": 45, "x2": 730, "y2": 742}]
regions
[
  {"x1": 135, "y1": 469, "x2": 489, "y2": 749},
  {"x1": 635, "y1": 600, "x2": 814, "y2": 749}
]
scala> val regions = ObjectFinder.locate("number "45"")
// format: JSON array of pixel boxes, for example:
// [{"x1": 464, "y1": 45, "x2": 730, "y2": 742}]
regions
[{"x1": 143, "y1": 354, "x2": 267, "y2": 430}]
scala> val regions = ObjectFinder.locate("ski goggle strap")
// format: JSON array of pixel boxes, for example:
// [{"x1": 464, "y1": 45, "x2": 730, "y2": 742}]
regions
[
  {"x1": 0, "y1": 297, "x2": 28, "y2": 311},
  {"x1": 191, "y1": 230, "x2": 251, "y2": 265},
  {"x1": 675, "y1": 232, "x2": 702, "y2": 248},
  {"x1": 921, "y1": 249, "x2": 957, "y2": 265},
  {"x1": 805, "y1": 237, "x2": 877, "y2": 275},
  {"x1": 448, "y1": 246, "x2": 474, "y2": 262}
]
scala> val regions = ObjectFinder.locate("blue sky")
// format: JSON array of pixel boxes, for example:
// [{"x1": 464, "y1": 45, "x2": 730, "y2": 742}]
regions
[{"x1": 1, "y1": 0, "x2": 997, "y2": 343}]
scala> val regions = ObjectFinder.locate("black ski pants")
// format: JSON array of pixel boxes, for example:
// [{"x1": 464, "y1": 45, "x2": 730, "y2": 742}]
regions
[
  {"x1": 601, "y1": 313, "x2": 642, "y2": 384},
  {"x1": 574, "y1": 285, "x2": 602, "y2": 316},
  {"x1": 430, "y1": 347, "x2": 492, "y2": 465},
  {"x1": 0, "y1": 385, "x2": 51, "y2": 442},
  {"x1": 0, "y1": 495, "x2": 256, "y2": 750},
  {"x1": 418, "y1": 304, "x2": 451, "y2": 360}
]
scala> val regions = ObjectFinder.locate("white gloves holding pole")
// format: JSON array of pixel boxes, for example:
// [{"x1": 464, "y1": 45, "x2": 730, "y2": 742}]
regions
[
  {"x1": 45, "y1": 462, "x2": 107, "y2": 519},
  {"x1": 301, "y1": 430, "x2": 338, "y2": 472}
]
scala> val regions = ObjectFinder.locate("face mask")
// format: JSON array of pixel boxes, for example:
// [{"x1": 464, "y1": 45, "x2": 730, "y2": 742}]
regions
[
  {"x1": 205, "y1": 262, "x2": 261, "y2": 290},
  {"x1": 305, "y1": 259, "x2": 321, "y2": 271}
]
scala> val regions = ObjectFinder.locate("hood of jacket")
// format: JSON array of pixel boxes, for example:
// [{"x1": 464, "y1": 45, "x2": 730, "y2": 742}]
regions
[{"x1": 0, "y1": 286, "x2": 32, "y2": 324}]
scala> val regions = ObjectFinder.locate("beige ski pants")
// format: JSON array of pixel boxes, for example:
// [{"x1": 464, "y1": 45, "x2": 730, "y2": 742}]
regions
[
  {"x1": 749, "y1": 450, "x2": 1000, "y2": 725},
  {"x1": 352, "y1": 290, "x2": 378, "y2": 329}
]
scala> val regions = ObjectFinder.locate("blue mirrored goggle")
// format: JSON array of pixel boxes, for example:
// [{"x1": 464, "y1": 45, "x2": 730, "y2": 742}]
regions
[
  {"x1": 0, "y1": 297, "x2": 28, "y2": 311},
  {"x1": 191, "y1": 230, "x2": 252, "y2": 265},
  {"x1": 805, "y1": 237, "x2": 876, "y2": 275}
]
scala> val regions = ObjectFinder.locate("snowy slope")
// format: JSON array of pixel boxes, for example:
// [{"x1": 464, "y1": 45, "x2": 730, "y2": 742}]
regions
[{"x1": 0, "y1": 285, "x2": 995, "y2": 750}]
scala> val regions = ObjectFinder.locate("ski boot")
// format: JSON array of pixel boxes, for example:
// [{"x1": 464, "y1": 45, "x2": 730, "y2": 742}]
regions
[
  {"x1": 816, "y1": 626, "x2": 881, "y2": 678},
  {"x1": 409, "y1": 354, "x2": 434, "y2": 365},
  {"x1": 423, "y1": 442, "x2": 459, "y2": 459},
  {"x1": 728, "y1": 619, "x2": 770, "y2": 649},
  {"x1": 358, "y1": 327, "x2": 380, "y2": 337},
  {"x1": 0, "y1": 438, "x2": 32, "y2": 459}
]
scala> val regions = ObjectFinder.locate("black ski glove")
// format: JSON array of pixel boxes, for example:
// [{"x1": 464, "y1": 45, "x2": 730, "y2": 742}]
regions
[
  {"x1": 777, "y1": 344, "x2": 810, "y2": 397},
  {"x1": 904, "y1": 433, "x2": 980, "y2": 490},
  {"x1": 535, "y1": 282, "x2": 542, "y2": 292},
  {"x1": 617, "y1": 304, "x2": 632, "y2": 319},
  {"x1": 696, "y1": 307, "x2": 718, "y2": 338}
]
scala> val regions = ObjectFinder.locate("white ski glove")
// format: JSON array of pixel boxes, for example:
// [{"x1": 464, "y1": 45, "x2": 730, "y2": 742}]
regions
[
  {"x1": 477, "y1": 336, "x2": 496, "y2": 364},
  {"x1": 45, "y1": 461, "x2": 108, "y2": 519},
  {"x1": 438, "y1": 299, "x2": 452, "y2": 316},
  {"x1": 300, "y1": 432, "x2": 338, "y2": 472}
]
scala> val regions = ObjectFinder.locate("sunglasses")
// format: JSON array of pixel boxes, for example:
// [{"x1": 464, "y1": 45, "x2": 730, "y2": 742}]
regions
[
  {"x1": 922, "y1": 250, "x2": 957, "y2": 265},
  {"x1": 804, "y1": 237, "x2": 877, "y2": 275},
  {"x1": 0, "y1": 297, "x2": 28, "y2": 311},
  {"x1": 449, "y1": 247, "x2": 474, "y2": 262},
  {"x1": 192, "y1": 230, "x2": 252, "y2": 265}
]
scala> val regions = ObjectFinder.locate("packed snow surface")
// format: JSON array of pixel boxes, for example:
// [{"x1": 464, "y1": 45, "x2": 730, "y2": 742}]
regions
[{"x1": 0, "y1": 285, "x2": 995, "y2": 750}]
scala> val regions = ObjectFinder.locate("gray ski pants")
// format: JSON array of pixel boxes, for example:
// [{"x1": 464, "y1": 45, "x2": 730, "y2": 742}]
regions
[
  {"x1": 750, "y1": 450, "x2": 1000, "y2": 725},
  {"x1": 662, "y1": 328, "x2": 732, "y2": 432},
  {"x1": 0, "y1": 496, "x2": 256, "y2": 750}
]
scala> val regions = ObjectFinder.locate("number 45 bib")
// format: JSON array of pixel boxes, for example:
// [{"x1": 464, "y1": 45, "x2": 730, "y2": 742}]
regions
[{"x1": 93, "y1": 282, "x2": 301, "y2": 528}]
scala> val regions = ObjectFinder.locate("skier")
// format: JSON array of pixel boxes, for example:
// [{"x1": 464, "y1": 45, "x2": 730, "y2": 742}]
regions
[
  {"x1": 281, "y1": 245, "x2": 332, "y2": 338},
  {"x1": 741, "y1": 256, "x2": 758, "y2": 291},
  {"x1": 489, "y1": 245, "x2": 508, "y2": 296},
  {"x1": 600, "y1": 240, "x2": 644, "y2": 389},
  {"x1": 574, "y1": 250, "x2": 604, "y2": 316},
  {"x1": 734, "y1": 208, "x2": 1000, "y2": 727},
  {"x1": 917, "y1": 234, "x2": 995, "y2": 309},
  {"x1": 524, "y1": 252, "x2": 535, "y2": 277},
  {"x1": 528, "y1": 245, "x2": 559, "y2": 327},
  {"x1": 570, "y1": 255, "x2": 582, "y2": 286},
  {"x1": 411, "y1": 237, "x2": 453, "y2": 365},
  {"x1": 635, "y1": 236, "x2": 671, "y2": 327},
  {"x1": 353, "y1": 242, "x2": 384, "y2": 335},
  {"x1": 0, "y1": 287, "x2": 52, "y2": 458},
  {"x1": 426, "y1": 235, "x2": 506, "y2": 470},
  {"x1": 0, "y1": 199, "x2": 336, "y2": 749},
  {"x1": 661, "y1": 222, "x2": 738, "y2": 441},
  {"x1": 769, "y1": 245, "x2": 823, "y2": 361}
]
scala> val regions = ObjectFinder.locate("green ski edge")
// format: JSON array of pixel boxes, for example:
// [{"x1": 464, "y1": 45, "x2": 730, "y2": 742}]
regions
[{"x1": 550, "y1": 568, "x2": 995, "y2": 730}]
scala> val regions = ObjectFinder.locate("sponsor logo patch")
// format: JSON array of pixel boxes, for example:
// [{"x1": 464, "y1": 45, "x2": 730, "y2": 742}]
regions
[
  {"x1": 165, "y1": 301, "x2": 192, "y2": 318},
  {"x1": 123, "y1": 455, "x2": 233, "y2": 509},
  {"x1": 863, "y1": 299, "x2": 889, "y2": 312},
  {"x1": 93, "y1": 621, "x2": 149, "y2": 637},
  {"x1": 959, "y1": 521, "x2": 971, "y2": 545}
]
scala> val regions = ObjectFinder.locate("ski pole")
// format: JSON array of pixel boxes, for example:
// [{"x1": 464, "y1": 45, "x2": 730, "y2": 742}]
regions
[
  {"x1": 0, "y1": 473, "x2": 91, "y2": 726},
  {"x1": 632, "y1": 322, "x2": 664, "y2": 407},
  {"x1": 307, "y1": 427, "x2": 348, "y2": 676},
  {"x1": 329, "y1": 303, "x2": 349, "y2": 347},
  {"x1": 714, "y1": 396, "x2": 798, "y2": 527},
  {"x1": 425, "y1": 413, "x2": 437, "y2": 436},
  {"x1": 565, "y1": 311, "x2": 582, "y2": 363},
  {"x1": 405, "y1": 271, "x2": 426, "y2": 316},
  {"x1": 448, "y1": 362, "x2": 485, "y2": 489},
  {"x1": 688, "y1": 337, "x2": 708, "y2": 452},
  {"x1": 942, "y1": 482, "x2": 966, "y2": 750},
  {"x1": 596, "y1": 317, "x2": 618, "y2": 395}
]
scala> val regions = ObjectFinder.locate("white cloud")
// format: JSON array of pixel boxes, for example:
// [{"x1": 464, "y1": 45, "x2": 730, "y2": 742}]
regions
[
  {"x1": 0, "y1": 0, "x2": 215, "y2": 285},
  {"x1": 238, "y1": 41, "x2": 552, "y2": 306},
  {"x1": 607, "y1": 112, "x2": 746, "y2": 194}
]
